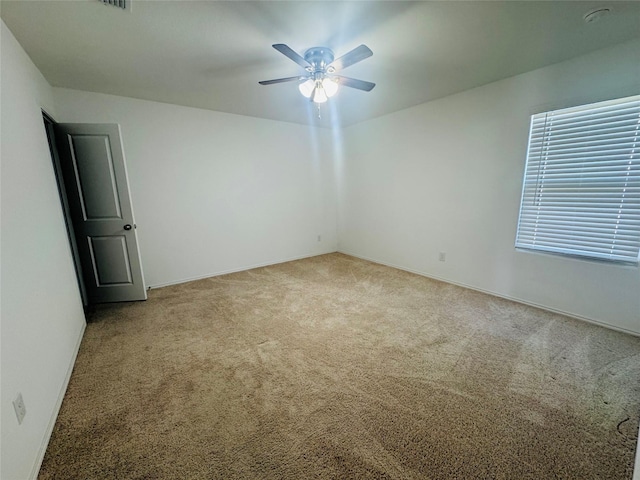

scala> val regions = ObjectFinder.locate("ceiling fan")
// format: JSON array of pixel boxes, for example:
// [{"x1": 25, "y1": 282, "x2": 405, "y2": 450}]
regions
[{"x1": 259, "y1": 44, "x2": 376, "y2": 104}]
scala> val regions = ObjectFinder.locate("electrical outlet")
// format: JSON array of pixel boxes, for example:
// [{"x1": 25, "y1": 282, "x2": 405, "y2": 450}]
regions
[
  {"x1": 317, "y1": 235, "x2": 322, "y2": 242},
  {"x1": 13, "y1": 393, "x2": 26, "y2": 425},
  {"x1": 438, "y1": 252, "x2": 446, "y2": 262}
]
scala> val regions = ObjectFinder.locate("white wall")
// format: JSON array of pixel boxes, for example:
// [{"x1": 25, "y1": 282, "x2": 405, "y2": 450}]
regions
[
  {"x1": 1, "y1": 21, "x2": 86, "y2": 480},
  {"x1": 53, "y1": 90, "x2": 337, "y2": 288},
  {"x1": 339, "y1": 38, "x2": 640, "y2": 335},
  {"x1": 2, "y1": 16, "x2": 638, "y2": 478}
]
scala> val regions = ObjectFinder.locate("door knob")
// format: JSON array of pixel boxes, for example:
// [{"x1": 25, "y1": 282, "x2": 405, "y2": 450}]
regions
[{"x1": 124, "y1": 224, "x2": 132, "y2": 231}]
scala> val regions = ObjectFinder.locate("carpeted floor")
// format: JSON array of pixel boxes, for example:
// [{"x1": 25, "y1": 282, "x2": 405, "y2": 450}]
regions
[{"x1": 39, "y1": 253, "x2": 640, "y2": 479}]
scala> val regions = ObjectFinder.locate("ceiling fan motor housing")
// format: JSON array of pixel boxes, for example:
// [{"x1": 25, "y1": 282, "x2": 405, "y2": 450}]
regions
[{"x1": 304, "y1": 47, "x2": 335, "y2": 73}]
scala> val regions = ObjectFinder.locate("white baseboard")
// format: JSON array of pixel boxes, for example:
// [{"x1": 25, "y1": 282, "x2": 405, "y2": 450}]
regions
[
  {"x1": 30, "y1": 320, "x2": 86, "y2": 480},
  {"x1": 25, "y1": 253, "x2": 640, "y2": 479},
  {"x1": 339, "y1": 249, "x2": 640, "y2": 477},
  {"x1": 634, "y1": 430, "x2": 640, "y2": 480},
  {"x1": 338, "y1": 250, "x2": 640, "y2": 338},
  {"x1": 148, "y1": 250, "x2": 338, "y2": 289}
]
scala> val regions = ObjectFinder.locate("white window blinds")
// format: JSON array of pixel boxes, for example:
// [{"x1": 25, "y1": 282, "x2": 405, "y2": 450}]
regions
[{"x1": 515, "y1": 94, "x2": 640, "y2": 264}]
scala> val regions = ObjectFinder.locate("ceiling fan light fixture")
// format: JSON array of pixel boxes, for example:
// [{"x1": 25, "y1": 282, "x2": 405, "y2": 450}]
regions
[
  {"x1": 312, "y1": 85, "x2": 328, "y2": 104},
  {"x1": 300, "y1": 75, "x2": 337, "y2": 103},
  {"x1": 298, "y1": 78, "x2": 315, "y2": 98},
  {"x1": 260, "y1": 44, "x2": 375, "y2": 106},
  {"x1": 322, "y1": 77, "x2": 339, "y2": 98}
]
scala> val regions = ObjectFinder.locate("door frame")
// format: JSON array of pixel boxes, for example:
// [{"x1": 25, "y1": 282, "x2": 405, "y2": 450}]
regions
[
  {"x1": 42, "y1": 111, "x2": 89, "y2": 305},
  {"x1": 55, "y1": 122, "x2": 147, "y2": 303}
]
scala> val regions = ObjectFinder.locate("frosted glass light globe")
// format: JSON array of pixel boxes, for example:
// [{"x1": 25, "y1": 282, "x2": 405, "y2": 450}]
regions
[
  {"x1": 312, "y1": 86, "x2": 328, "y2": 103},
  {"x1": 322, "y1": 78, "x2": 339, "y2": 98},
  {"x1": 298, "y1": 78, "x2": 315, "y2": 98}
]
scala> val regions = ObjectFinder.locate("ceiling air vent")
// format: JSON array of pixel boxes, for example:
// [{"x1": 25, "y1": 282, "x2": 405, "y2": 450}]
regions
[{"x1": 98, "y1": 0, "x2": 129, "y2": 10}]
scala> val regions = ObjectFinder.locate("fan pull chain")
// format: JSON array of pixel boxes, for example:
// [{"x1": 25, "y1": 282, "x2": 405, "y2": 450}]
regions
[{"x1": 317, "y1": 104, "x2": 321, "y2": 120}]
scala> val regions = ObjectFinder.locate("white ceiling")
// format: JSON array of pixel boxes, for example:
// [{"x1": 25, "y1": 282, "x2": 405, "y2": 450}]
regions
[{"x1": 2, "y1": 1, "x2": 640, "y2": 128}]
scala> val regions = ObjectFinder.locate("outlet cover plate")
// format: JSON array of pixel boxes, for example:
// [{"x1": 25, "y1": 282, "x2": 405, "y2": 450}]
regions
[{"x1": 13, "y1": 393, "x2": 26, "y2": 424}]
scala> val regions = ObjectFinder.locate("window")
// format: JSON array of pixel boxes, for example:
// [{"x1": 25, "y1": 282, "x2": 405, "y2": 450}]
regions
[{"x1": 515, "y1": 94, "x2": 640, "y2": 265}]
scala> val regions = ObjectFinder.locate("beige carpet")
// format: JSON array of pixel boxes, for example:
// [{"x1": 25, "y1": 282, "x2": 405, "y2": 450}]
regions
[{"x1": 39, "y1": 253, "x2": 640, "y2": 479}]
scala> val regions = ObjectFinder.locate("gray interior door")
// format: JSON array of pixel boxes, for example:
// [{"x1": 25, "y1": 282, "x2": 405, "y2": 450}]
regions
[{"x1": 55, "y1": 123, "x2": 147, "y2": 303}]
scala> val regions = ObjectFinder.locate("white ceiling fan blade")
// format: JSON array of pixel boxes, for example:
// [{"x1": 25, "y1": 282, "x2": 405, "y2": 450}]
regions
[
  {"x1": 334, "y1": 75, "x2": 376, "y2": 92},
  {"x1": 272, "y1": 44, "x2": 310, "y2": 69},
  {"x1": 259, "y1": 76, "x2": 306, "y2": 86},
  {"x1": 328, "y1": 45, "x2": 373, "y2": 72}
]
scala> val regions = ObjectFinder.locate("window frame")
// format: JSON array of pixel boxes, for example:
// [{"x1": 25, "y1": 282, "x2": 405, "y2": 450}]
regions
[{"x1": 515, "y1": 94, "x2": 640, "y2": 266}]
